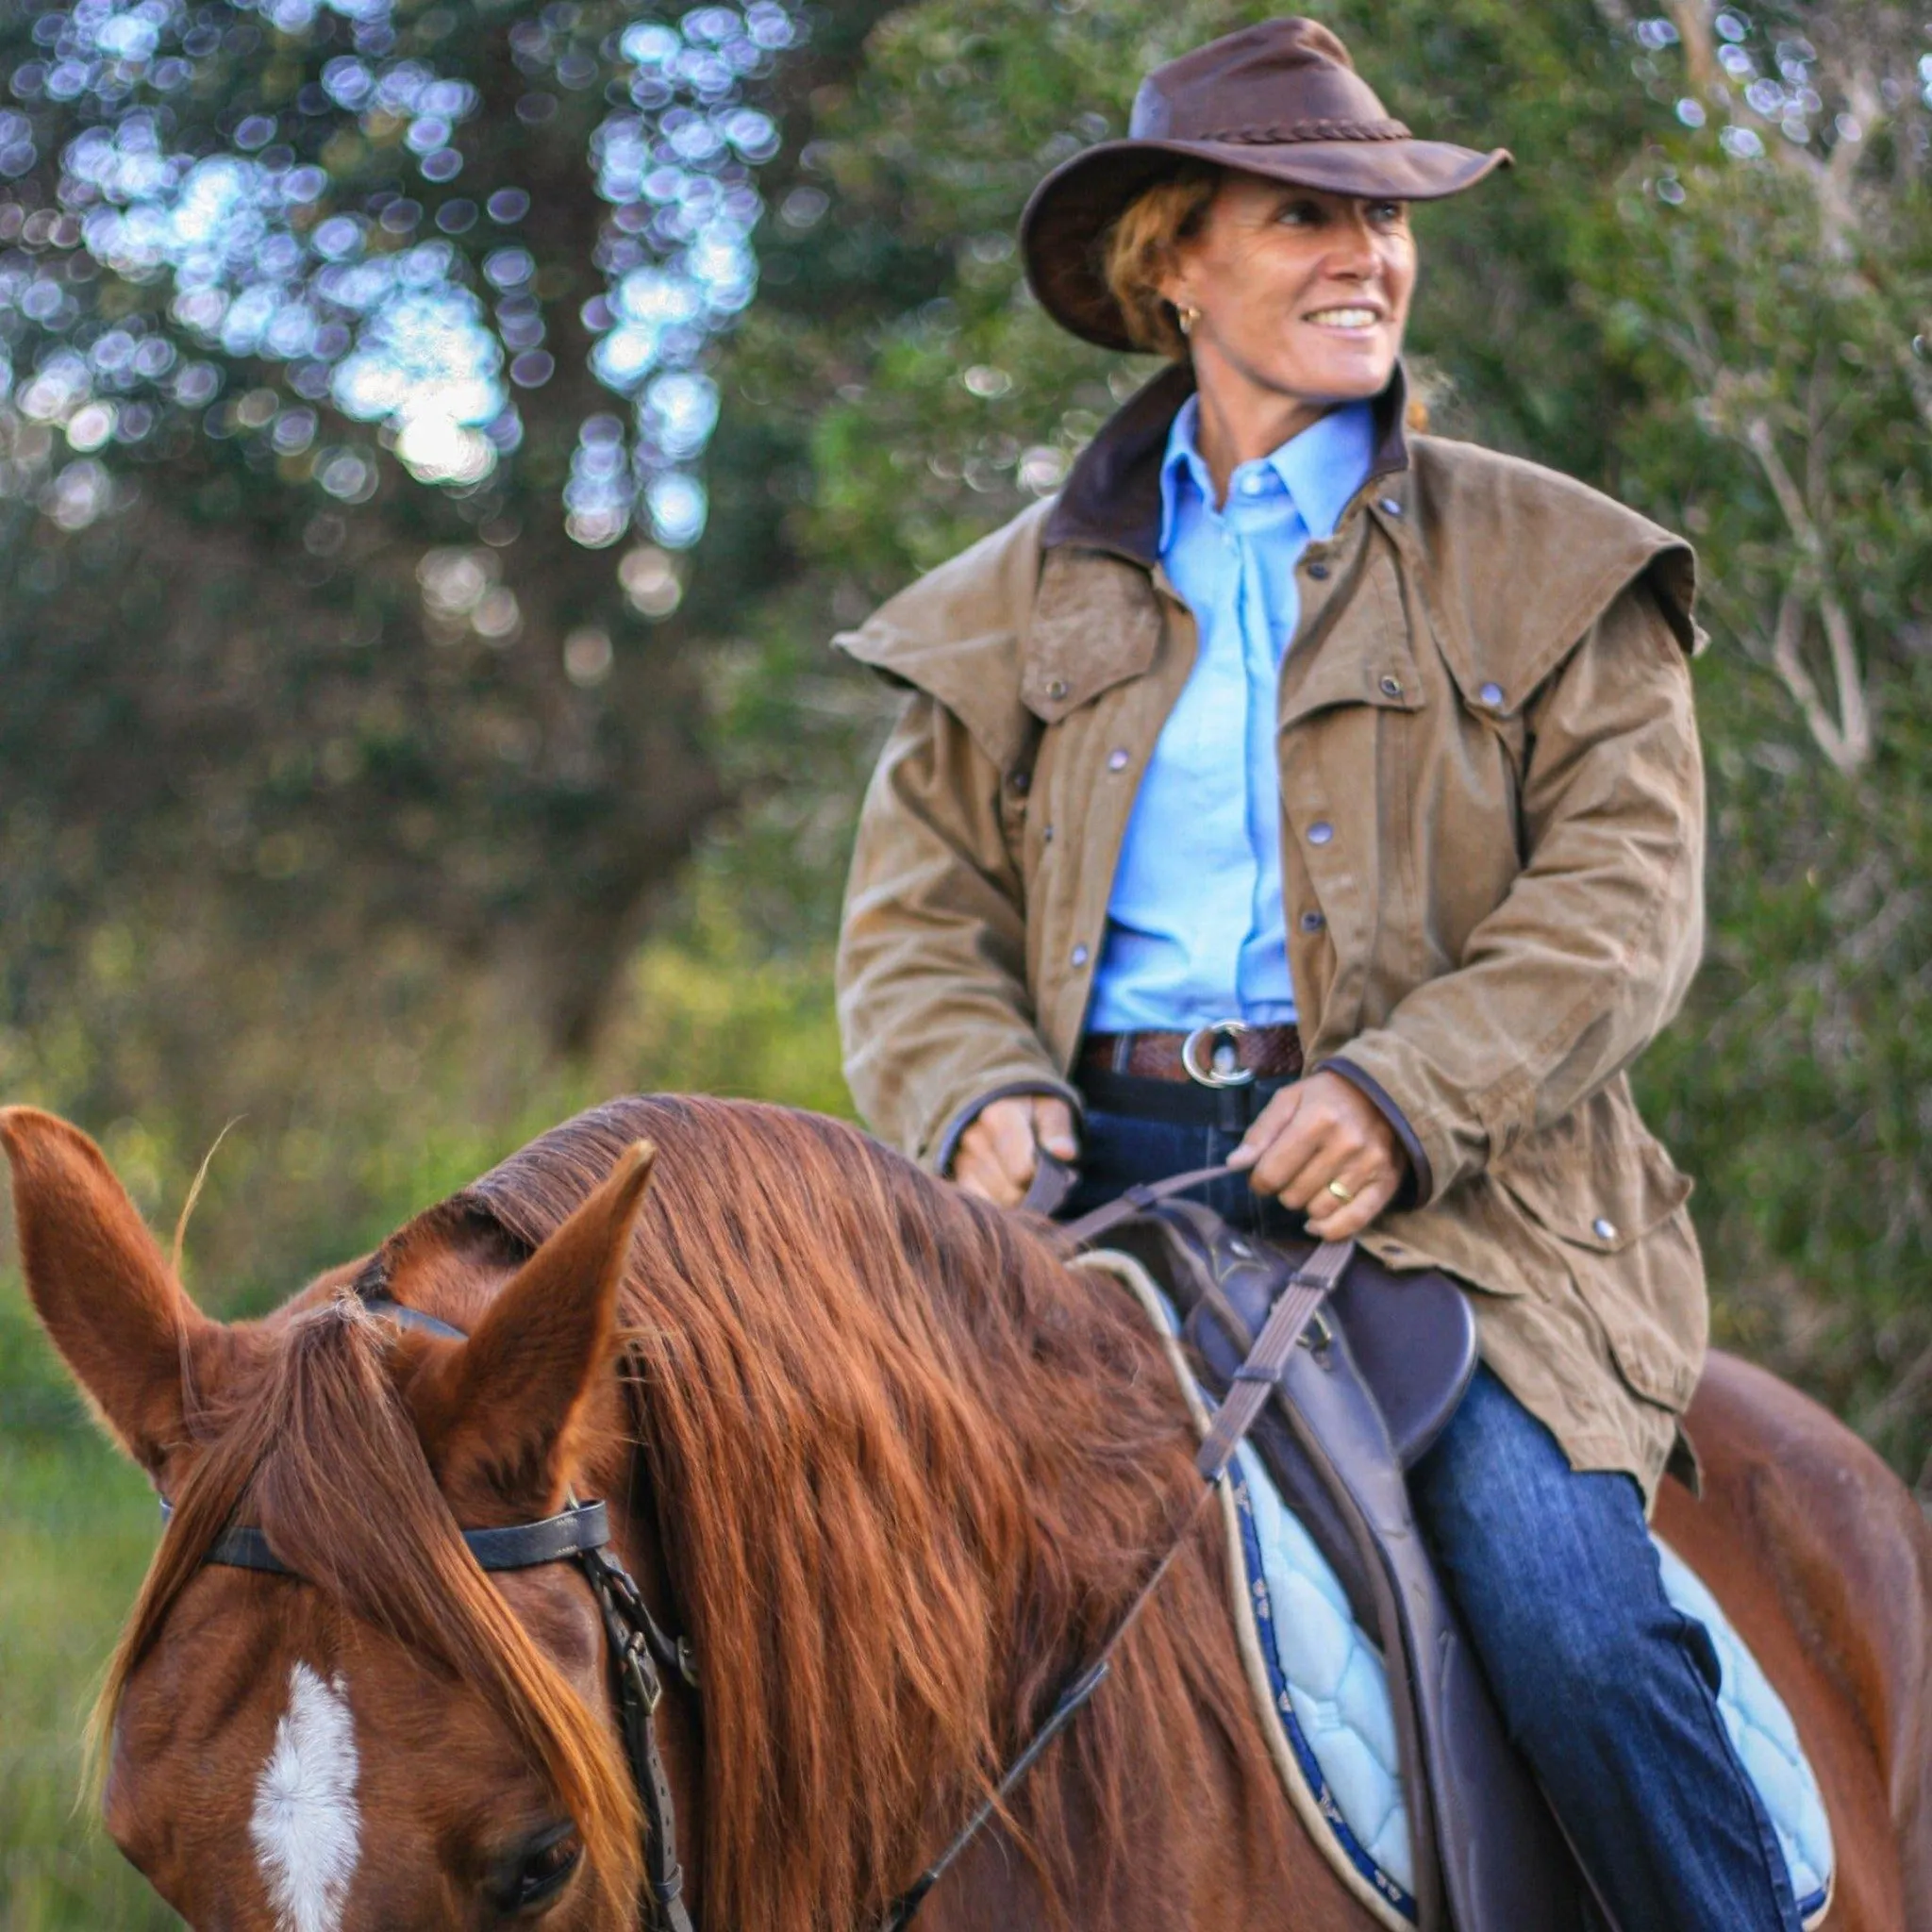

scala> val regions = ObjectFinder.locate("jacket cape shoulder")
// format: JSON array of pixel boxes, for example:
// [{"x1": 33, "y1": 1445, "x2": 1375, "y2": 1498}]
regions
[
  {"x1": 832, "y1": 497, "x2": 1055, "y2": 776},
  {"x1": 1404, "y1": 436, "x2": 1703, "y2": 713}
]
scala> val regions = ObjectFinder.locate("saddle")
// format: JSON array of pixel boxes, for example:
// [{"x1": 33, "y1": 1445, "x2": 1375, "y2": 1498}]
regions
[{"x1": 1060, "y1": 1180, "x2": 1596, "y2": 1932}]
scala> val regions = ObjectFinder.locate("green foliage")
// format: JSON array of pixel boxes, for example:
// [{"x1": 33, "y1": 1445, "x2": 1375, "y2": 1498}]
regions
[
  {"x1": 0, "y1": 1423, "x2": 174, "y2": 1931},
  {"x1": 1571, "y1": 3, "x2": 1932, "y2": 1471}
]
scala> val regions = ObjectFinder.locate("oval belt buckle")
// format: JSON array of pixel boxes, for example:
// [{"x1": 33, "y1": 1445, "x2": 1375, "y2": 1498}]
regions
[{"x1": 1181, "y1": 1019, "x2": 1255, "y2": 1089}]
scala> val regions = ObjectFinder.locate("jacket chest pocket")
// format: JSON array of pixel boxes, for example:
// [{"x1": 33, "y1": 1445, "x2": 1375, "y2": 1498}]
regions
[{"x1": 1422, "y1": 602, "x2": 1534, "y2": 787}]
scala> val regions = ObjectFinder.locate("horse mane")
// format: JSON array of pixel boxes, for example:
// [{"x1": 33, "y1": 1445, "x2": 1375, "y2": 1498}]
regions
[
  {"x1": 92, "y1": 1291, "x2": 642, "y2": 1916},
  {"x1": 456, "y1": 1095, "x2": 1291, "y2": 1931}
]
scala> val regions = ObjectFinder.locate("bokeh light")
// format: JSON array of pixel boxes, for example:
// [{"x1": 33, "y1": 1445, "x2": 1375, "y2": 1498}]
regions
[{"x1": 0, "y1": 0, "x2": 799, "y2": 550}]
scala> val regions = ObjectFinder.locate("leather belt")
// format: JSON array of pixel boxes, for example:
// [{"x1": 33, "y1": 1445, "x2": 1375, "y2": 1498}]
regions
[{"x1": 1079, "y1": 1020, "x2": 1304, "y2": 1085}]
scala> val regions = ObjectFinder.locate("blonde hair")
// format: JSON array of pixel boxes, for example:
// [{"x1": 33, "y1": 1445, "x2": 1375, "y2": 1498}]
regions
[{"x1": 1101, "y1": 163, "x2": 1222, "y2": 359}]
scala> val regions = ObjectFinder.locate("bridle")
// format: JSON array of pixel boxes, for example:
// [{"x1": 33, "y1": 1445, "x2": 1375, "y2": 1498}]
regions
[
  {"x1": 163, "y1": 1291, "x2": 700, "y2": 1932},
  {"x1": 164, "y1": 1169, "x2": 1342, "y2": 1932}
]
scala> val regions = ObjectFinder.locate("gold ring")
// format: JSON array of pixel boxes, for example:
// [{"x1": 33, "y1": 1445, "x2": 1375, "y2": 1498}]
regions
[{"x1": 1326, "y1": 1178, "x2": 1354, "y2": 1204}]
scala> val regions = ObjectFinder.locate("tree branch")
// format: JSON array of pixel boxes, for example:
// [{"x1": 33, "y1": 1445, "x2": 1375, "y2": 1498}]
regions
[{"x1": 1745, "y1": 418, "x2": 1872, "y2": 773}]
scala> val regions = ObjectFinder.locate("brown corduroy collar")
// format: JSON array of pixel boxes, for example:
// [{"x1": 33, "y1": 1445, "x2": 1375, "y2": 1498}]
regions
[{"x1": 1042, "y1": 362, "x2": 1412, "y2": 568}]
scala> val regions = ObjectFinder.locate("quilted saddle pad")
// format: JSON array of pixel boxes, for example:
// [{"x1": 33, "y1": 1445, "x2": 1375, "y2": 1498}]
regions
[{"x1": 1079, "y1": 1250, "x2": 1835, "y2": 1931}]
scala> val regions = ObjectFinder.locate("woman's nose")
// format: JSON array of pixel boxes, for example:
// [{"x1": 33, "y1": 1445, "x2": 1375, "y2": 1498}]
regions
[{"x1": 1321, "y1": 214, "x2": 1380, "y2": 277}]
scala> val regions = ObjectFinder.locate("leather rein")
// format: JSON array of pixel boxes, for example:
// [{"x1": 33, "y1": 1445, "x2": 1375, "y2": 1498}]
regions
[{"x1": 167, "y1": 1167, "x2": 1347, "y2": 1932}]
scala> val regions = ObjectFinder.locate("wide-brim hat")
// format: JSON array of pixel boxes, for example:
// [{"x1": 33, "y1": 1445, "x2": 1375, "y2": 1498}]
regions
[{"x1": 1022, "y1": 18, "x2": 1510, "y2": 352}]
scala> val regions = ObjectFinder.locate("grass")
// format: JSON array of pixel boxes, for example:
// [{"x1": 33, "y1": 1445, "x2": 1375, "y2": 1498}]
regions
[{"x1": 1, "y1": 1294, "x2": 181, "y2": 1931}]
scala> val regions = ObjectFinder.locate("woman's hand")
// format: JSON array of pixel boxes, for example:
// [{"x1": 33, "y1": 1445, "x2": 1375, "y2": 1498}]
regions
[
  {"x1": 953, "y1": 1094, "x2": 1079, "y2": 1208},
  {"x1": 1226, "y1": 1072, "x2": 1408, "y2": 1239}
]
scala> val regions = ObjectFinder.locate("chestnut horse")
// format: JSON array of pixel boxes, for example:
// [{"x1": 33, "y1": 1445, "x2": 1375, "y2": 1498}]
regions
[{"x1": 5, "y1": 1094, "x2": 1930, "y2": 1931}]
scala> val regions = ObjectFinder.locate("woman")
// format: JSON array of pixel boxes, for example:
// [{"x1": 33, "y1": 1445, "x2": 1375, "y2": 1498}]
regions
[{"x1": 834, "y1": 19, "x2": 1800, "y2": 1932}]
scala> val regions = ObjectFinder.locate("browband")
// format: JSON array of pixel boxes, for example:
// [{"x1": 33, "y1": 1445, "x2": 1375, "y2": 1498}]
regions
[
  {"x1": 157, "y1": 1293, "x2": 620, "y2": 1578},
  {"x1": 160, "y1": 1499, "x2": 614, "y2": 1576}
]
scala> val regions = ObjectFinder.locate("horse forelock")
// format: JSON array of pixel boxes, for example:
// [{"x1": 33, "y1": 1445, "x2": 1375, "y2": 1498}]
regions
[
  {"x1": 457, "y1": 1095, "x2": 1293, "y2": 1931},
  {"x1": 93, "y1": 1291, "x2": 642, "y2": 1918}
]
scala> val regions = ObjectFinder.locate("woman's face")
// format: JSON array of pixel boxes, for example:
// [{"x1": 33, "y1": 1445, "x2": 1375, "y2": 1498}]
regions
[{"x1": 1163, "y1": 175, "x2": 1416, "y2": 408}]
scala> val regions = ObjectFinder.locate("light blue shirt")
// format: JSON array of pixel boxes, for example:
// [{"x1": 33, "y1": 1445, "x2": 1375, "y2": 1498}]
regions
[{"x1": 1087, "y1": 394, "x2": 1377, "y2": 1033}]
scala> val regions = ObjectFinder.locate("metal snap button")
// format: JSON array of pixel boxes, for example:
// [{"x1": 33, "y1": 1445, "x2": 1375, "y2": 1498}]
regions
[
  {"x1": 1478, "y1": 681, "x2": 1505, "y2": 708},
  {"x1": 1107, "y1": 747, "x2": 1129, "y2": 772},
  {"x1": 1379, "y1": 675, "x2": 1403, "y2": 698},
  {"x1": 1307, "y1": 562, "x2": 1330, "y2": 580},
  {"x1": 1378, "y1": 497, "x2": 1403, "y2": 517},
  {"x1": 1070, "y1": 943, "x2": 1090, "y2": 968},
  {"x1": 1046, "y1": 677, "x2": 1069, "y2": 702},
  {"x1": 1592, "y1": 1216, "x2": 1618, "y2": 1241},
  {"x1": 1307, "y1": 821, "x2": 1334, "y2": 846},
  {"x1": 1008, "y1": 768, "x2": 1030, "y2": 794},
  {"x1": 1299, "y1": 909, "x2": 1326, "y2": 932},
  {"x1": 1041, "y1": 823, "x2": 1054, "y2": 844}
]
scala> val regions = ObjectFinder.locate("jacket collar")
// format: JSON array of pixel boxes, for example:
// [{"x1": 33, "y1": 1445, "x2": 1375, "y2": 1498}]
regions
[{"x1": 1044, "y1": 360, "x2": 1412, "y2": 567}]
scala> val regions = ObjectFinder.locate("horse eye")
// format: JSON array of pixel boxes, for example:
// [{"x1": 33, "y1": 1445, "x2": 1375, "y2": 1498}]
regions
[{"x1": 494, "y1": 1824, "x2": 582, "y2": 1916}]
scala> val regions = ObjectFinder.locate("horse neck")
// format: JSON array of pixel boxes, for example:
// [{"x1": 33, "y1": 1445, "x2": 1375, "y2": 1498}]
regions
[{"x1": 601, "y1": 1215, "x2": 1298, "y2": 1932}]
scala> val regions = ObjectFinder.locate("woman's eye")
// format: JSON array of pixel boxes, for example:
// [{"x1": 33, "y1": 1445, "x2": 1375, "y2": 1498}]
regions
[
  {"x1": 1278, "y1": 199, "x2": 1323, "y2": 226},
  {"x1": 497, "y1": 1828, "x2": 582, "y2": 1916},
  {"x1": 1369, "y1": 200, "x2": 1408, "y2": 227}
]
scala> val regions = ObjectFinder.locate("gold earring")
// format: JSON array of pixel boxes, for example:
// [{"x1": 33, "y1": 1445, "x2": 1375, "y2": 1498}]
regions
[{"x1": 1177, "y1": 303, "x2": 1201, "y2": 338}]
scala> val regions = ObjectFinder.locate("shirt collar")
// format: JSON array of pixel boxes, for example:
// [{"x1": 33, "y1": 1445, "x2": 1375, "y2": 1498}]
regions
[{"x1": 1157, "y1": 392, "x2": 1379, "y2": 554}]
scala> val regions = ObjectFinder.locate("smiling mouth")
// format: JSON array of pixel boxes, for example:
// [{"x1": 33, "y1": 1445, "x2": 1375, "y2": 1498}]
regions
[{"x1": 1304, "y1": 305, "x2": 1384, "y2": 331}]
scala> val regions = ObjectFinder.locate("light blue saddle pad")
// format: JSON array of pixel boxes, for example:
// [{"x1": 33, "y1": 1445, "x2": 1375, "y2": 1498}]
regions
[
  {"x1": 1230, "y1": 1434, "x2": 1834, "y2": 1924},
  {"x1": 1085, "y1": 1253, "x2": 1839, "y2": 1927}
]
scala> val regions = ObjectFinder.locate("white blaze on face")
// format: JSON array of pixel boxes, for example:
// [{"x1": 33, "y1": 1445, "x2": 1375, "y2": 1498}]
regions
[{"x1": 249, "y1": 1662, "x2": 361, "y2": 1932}]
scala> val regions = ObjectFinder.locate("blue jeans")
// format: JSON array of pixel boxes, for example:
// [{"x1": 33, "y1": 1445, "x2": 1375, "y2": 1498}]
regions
[
  {"x1": 1063, "y1": 1108, "x2": 1803, "y2": 1932},
  {"x1": 1413, "y1": 1368, "x2": 1801, "y2": 1932},
  {"x1": 1062, "y1": 1105, "x2": 1306, "y2": 1236}
]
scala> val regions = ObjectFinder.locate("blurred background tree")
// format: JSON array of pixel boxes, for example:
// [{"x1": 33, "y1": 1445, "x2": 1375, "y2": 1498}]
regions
[
  {"x1": 0, "y1": 0, "x2": 893, "y2": 1297},
  {"x1": 2, "y1": 0, "x2": 1927, "y2": 1921}
]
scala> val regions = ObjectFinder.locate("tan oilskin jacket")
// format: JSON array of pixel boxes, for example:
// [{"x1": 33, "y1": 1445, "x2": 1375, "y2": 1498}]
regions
[{"x1": 834, "y1": 366, "x2": 1708, "y2": 1499}]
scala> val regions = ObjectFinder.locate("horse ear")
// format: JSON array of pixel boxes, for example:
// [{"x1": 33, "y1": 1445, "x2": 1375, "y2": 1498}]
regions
[
  {"x1": 0, "y1": 1107, "x2": 226, "y2": 1480},
  {"x1": 412, "y1": 1140, "x2": 655, "y2": 1516}
]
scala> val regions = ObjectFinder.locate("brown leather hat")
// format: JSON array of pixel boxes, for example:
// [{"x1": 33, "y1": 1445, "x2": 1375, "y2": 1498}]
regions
[{"x1": 1022, "y1": 18, "x2": 1510, "y2": 351}]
